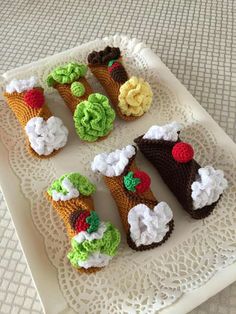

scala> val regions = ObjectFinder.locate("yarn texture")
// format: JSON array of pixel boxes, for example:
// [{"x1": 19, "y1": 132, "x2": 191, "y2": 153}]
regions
[
  {"x1": 70, "y1": 81, "x2": 85, "y2": 97},
  {"x1": 172, "y1": 142, "x2": 194, "y2": 163},
  {"x1": 25, "y1": 116, "x2": 68, "y2": 156},
  {"x1": 47, "y1": 62, "x2": 87, "y2": 86},
  {"x1": 73, "y1": 93, "x2": 115, "y2": 142},
  {"x1": 24, "y1": 89, "x2": 45, "y2": 109},
  {"x1": 47, "y1": 172, "x2": 96, "y2": 198},
  {"x1": 6, "y1": 76, "x2": 37, "y2": 93},
  {"x1": 118, "y1": 76, "x2": 153, "y2": 117}
]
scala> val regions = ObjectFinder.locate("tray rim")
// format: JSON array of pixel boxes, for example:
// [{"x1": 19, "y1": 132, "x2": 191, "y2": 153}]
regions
[{"x1": 0, "y1": 34, "x2": 235, "y2": 314}]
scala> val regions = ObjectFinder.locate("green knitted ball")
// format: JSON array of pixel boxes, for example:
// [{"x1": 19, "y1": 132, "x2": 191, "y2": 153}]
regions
[{"x1": 71, "y1": 81, "x2": 85, "y2": 97}]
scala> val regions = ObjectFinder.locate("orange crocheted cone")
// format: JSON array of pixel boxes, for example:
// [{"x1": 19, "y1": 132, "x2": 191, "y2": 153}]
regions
[
  {"x1": 46, "y1": 193, "x2": 100, "y2": 274},
  {"x1": 92, "y1": 146, "x2": 174, "y2": 251},
  {"x1": 4, "y1": 87, "x2": 51, "y2": 127},
  {"x1": 3, "y1": 88, "x2": 61, "y2": 159},
  {"x1": 54, "y1": 77, "x2": 93, "y2": 113}
]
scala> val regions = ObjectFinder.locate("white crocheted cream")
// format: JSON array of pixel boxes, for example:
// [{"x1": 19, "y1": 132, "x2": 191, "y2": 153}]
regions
[
  {"x1": 25, "y1": 116, "x2": 68, "y2": 156},
  {"x1": 73, "y1": 222, "x2": 107, "y2": 244},
  {"x1": 77, "y1": 252, "x2": 112, "y2": 269},
  {"x1": 128, "y1": 202, "x2": 173, "y2": 247},
  {"x1": 91, "y1": 145, "x2": 136, "y2": 177},
  {"x1": 51, "y1": 177, "x2": 79, "y2": 201},
  {"x1": 6, "y1": 76, "x2": 37, "y2": 93},
  {"x1": 143, "y1": 121, "x2": 182, "y2": 141},
  {"x1": 191, "y1": 166, "x2": 228, "y2": 210}
]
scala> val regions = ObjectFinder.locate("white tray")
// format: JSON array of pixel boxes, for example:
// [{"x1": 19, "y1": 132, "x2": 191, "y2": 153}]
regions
[{"x1": 0, "y1": 35, "x2": 235, "y2": 314}]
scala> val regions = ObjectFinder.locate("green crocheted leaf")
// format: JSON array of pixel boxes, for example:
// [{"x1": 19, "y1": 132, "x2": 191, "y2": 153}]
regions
[
  {"x1": 67, "y1": 222, "x2": 121, "y2": 267},
  {"x1": 47, "y1": 172, "x2": 96, "y2": 197},
  {"x1": 123, "y1": 171, "x2": 141, "y2": 192},
  {"x1": 86, "y1": 211, "x2": 100, "y2": 233},
  {"x1": 46, "y1": 62, "x2": 87, "y2": 86},
  {"x1": 73, "y1": 93, "x2": 116, "y2": 142}
]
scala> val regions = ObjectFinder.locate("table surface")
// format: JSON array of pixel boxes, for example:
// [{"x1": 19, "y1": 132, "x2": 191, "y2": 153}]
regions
[{"x1": 0, "y1": 0, "x2": 235, "y2": 313}]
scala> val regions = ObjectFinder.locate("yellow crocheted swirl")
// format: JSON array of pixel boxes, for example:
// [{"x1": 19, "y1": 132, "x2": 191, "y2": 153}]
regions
[{"x1": 118, "y1": 76, "x2": 153, "y2": 117}]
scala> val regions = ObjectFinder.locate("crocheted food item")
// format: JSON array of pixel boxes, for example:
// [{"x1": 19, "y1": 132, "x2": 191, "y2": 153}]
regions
[
  {"x1": 118, "y1": 77, "x2": 153, "y2": 117},
  {"x1": 46, "y1": 62, "x2": 92, "y2": 112},
  {"x1": 4, "y1": 77, "x2": 68, "y2": 158},
  {"x1": 46, "y1": 172, "x2": 120, "y2": 273},
  {"x1": 87, "y1": 46, "x2": 153, "y2": 121},
  {"x1": 91, "y1": 145, "x2": 174, "y2": 251},
  {"x1": 135, "y1": 122, "x2": 228, "y2": 219},
  {"x1": 73, "y1": 93, "x2": 115, "y2": 142},
  {"x1": 47, "y1": 63, "x2": 115, "y2": 141}
]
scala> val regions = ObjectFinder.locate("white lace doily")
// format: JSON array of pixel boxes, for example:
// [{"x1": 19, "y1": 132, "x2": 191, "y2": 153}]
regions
[{"x1": 0, "y1": 35, "x2": 235, "y2": 313}]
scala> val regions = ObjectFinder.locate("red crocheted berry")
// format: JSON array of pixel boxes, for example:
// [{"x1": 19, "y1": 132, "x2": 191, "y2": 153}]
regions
[
  {"x1": 133, "y1": 170, "x2": 151, "y2": 193},
  {"x1": 24, "y1": 89, "x2": 45, "y2": 109},
  {"x1": 74, "y1": 211, "x2": 90, "y2": 233},
  {"x1": 172, "y1": 142, "x2": 194, "y2": 163},
  {"x1": 108, "y1": 61, "x2": 121, "y2": 73}
]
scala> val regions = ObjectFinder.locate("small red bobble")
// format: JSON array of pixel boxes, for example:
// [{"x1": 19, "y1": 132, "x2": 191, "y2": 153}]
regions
[
  {"x1": 133, "y1": 170, "x2": 151, "y2": 193},
  {"x1": 75, "y1": 211, "x2": 90, "y2": 233},
  {"x1": 172, "y1": 142, "x2": 194, "y2": 163},
  {"x1": 24, "y1": 89, "x2": 45, "y2": 109},
  {"x1": 108, "y1": 61, "x2": 121, "y2": 73}
]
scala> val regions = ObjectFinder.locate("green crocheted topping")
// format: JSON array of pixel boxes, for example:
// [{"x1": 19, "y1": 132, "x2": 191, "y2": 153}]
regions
[
  {"x1": 86, "y1": 211, "x2": 100, "y2": 233},
  {"x1": 123, "y1": 171, "x2": 141, "y2": 192},
  {"x1": 67, "y1": 222, "x2": 120, "y2": 268},
  {"x1": 47, "y1": 173, "x2": 96, "y2": 197},
  {"x1": 73, "y1": 93, "x2": 116, "y2": 142},
  {"x1": 108, "y1": 59, "x2": 118, "y2": 67},
  {"x1": 46, "y1": 62, "x2": 87, "y2": 86},
  {"x1": 71, "y1": 81, "x2": 85, "y2": 97}
]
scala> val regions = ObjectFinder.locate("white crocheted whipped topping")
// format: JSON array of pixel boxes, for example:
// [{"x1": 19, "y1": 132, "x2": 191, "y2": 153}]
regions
[
  {"x1": 143, "y1": 121, "x2": 182, "y2": 141},
  {"x1": 51, "y1": 177, "x2": 79, "y2": 201},
  {"x1": 5, "y1": 76, "x2": 37, "y2": 93},
  {"x1": 191, "y1": 166, "x2": 228, "y2": 210},
  {"x1": 91, "y1": 145, "x2": 136, "y2": 177},
  {"x1": 77, "y1": 252, "x2": 112, "y2": 269},
  {"x1": 128, "y1": 202, "x2": 173, "y2": 247},
  {"x1": 73, "y1": 222, "x2": 107, "y2": 244},
  {"x1": 25, "y1": 116, "x2": 68, "y2": 156}
]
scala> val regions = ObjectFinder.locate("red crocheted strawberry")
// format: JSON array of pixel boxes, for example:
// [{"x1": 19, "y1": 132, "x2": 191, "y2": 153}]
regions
[
  {"x1": 74, "y1": 211, "x2": 90, "y2": 233},
  {"x1": 124, "y1": 170, "x2": 151, "y2": 193},
  {"x1": 172, "y1": 142, "x2": 194, "y2": 163},
  {"x1": 24, "y1": 88, "x2": 45, "y2": 109},
  {"x1": 108, "y1": 59, "x2": 128, "y2": 83}
]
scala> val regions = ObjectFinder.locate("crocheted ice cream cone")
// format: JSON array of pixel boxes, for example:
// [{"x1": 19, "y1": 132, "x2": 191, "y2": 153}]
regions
[
  {"x1": 88, "y1": 46, "x2": 153, "y2": 121},
  {"x1": 46, "y1": 172, "x2": 121, "y2": 273},
  {"x1": 47, "y1": 62, "x2": 116, "y2": 142},
  {"x1": 134, "y1": 122, "x2": 228, "y2": 219},
  {"x1": 4, "y1": 77, "x2": 68, "y2": 158},
  {"x1": 91, "y1": 145, "x2": 174, "y2": 251}
]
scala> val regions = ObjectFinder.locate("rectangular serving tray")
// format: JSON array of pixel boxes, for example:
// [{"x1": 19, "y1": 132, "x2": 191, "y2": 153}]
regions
[{"x1": 0, "y1": 35, "x2": 235, "y2": 314}]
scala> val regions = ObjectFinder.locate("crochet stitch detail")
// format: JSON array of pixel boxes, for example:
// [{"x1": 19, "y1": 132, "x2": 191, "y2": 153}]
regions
[
  {"x1": 172, "y1": 142, "x2": 194, "y2": 163},
  {"x1": 123, "y1": 171, "x2": 141, "y2": 192},
  {"x1": 86, "y1": 211, "x2": 100, "y2": 233},
  {"x1": 118, "y1": 76, "x2": 153, "y2": 117},
  {"x1": 47, "y1": 172, "x2": 96, "y2": 198},
  {"x1": 73, "y1": 93, "x2": 115, "y2": 142},
  {"x1": 24, "y1": 89, "x2": 45, "y2": 109},
  {"x1": 70, "y1": 81, "x2": 85, "y2": 97},
  {"x1": 108, "y1": 61, "x2": 128, "y2": 83},
  {"x1": 87, "y1": 46, "x2": 121, "y2": 65},
  {"x1": 67, "y1": 222, "x2": 121, "y2": 268},
  {"x1": 47, "y1": 62, "x2": 87, "y2": 86}
]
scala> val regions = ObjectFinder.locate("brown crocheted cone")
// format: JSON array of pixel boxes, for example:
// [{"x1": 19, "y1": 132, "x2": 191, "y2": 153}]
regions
[
  {"x1": 53, "y1": 77, "x2": 93, "y2": 113},
  {"x1": 88, "y1": 62, "x2": 138, "y2": 121},
  {"x1": 3, "y1": 88, "x2": 60, "y2": 159},
  {"x1": 46, "y1": 193, "x2": 100, "y2": 274},
  {"x1": 134, "y1": 136, "x2": 219, "y2": 219},
  {"x1": 103, "y1": 152, "x2": 174, "y2": 251}
]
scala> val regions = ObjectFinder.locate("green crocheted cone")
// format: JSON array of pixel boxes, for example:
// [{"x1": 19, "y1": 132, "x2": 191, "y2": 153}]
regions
[
  {"x1": 47, "y1": 172, "x2": 96, "y2": 197},
  {"x1": 73, "y1": 93, "x2": 116, "y2": 142},
  {"x1": 67, "y1": 222, "x2": 121, "y2": 268},
  {"x1": 46, "y1": 62, "x2": 87, "y2": 86}
]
